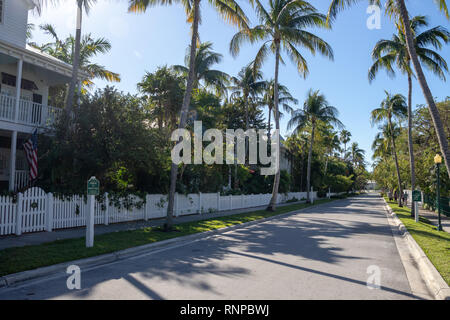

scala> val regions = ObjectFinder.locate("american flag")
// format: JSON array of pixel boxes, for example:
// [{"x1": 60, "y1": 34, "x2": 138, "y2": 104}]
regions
[{"x1": 23, "y1": 130, "x2": 38, "y2": 181}]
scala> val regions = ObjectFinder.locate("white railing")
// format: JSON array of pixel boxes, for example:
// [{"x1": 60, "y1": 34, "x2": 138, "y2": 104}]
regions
[
  {"x1": 0, "y1": 187, "x2": 318, "y2": 236},
  {"x1": 14, "y1": 170, "x2": 30, "y2": 192},
  {"x1": 0, "y1": 93, "x2": 61, "y2": 128}
]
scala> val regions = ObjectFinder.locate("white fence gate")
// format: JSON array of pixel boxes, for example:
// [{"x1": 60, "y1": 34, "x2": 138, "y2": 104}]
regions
[{"x1": 0, "y1": 188, "x2": 318, "y2": 237}]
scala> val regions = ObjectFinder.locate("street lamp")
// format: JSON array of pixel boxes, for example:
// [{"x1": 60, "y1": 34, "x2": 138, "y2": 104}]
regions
[{"x1": 434, "y1": 154, "x2": 443, "y2": 231}]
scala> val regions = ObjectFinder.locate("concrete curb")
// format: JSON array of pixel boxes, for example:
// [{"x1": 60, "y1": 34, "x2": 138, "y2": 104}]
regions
[
  {"x1": 0, "y1": 200, "x2": 334, "y2": 289},
  {"x1": 382, "y1": 198, "x2": 450, "y2": 300}
]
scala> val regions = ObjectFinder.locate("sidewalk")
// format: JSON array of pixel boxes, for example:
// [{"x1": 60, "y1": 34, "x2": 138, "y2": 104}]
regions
[
  {"x1": 0, "y1": 200, "x2": 309, "y2": 251},
  {"x1": 408, "y1": 203, "x2": 450, "y2": 233}
]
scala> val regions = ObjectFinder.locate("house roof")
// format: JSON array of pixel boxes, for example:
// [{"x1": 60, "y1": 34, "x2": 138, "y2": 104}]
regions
[{"x1": 0, "y1": 39, "x2": 89, "y2": 80}]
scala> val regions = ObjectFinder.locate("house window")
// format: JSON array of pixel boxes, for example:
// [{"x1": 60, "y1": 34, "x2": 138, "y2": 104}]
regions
[
  {"x1": 1, "y1": 73, "x2": 39, "y2": 91},
  {"x1": 0, "y1": 0, "x2": 3, "y2": 24}
]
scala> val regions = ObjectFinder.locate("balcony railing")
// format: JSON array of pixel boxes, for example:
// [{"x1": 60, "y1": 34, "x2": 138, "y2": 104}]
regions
[{"x1": 0, "y1": 94, "x2": 62, "y2": 128}]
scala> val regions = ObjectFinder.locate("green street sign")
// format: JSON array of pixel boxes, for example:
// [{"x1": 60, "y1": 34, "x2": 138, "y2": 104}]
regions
[
  {"x1": 87, "y1": 177, "x2": 100, "y2": 196},
  {"x1": 412, "y1": 190, "x2": 421, "y2": 202}
]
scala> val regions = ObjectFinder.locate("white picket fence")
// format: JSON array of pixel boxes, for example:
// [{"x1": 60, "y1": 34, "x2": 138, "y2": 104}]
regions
[{"x1": 0, "y1": 187, "x2": 317, "y2": 236}]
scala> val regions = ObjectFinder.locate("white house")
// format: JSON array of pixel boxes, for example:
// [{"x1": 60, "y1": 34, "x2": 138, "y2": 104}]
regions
[{"x1": 0, "y1": 0, "x2": 87, "y2": 191}]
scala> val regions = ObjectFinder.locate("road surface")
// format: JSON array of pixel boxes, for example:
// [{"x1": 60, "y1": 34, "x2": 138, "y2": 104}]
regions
[{"x1": 0, "y1": 194, "x2": 432, "y2": 299}]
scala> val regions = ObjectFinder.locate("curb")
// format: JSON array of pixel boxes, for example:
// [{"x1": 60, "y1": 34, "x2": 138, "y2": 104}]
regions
[
  {"x1": 382, "y1": 198, "x2": 450, "y2": 300},
  {"x1": 0, "y1": 200, "x2": 333, "y2": 289}
]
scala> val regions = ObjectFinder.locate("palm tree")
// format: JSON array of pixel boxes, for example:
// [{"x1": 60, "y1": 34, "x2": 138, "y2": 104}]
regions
[
  {"x1": 327, "y1": 0, "x2": 450, "y2": 178},
  {"x1": 129, "y1": 0, "x2": 248, "y2": 230},
  {"x1": 322, "y1": 127, "x2": 341, "y2": 174},
  {"x1": 261, "y1": 79, "x2": 297, "y2": 140},
  {"x1": 30, "y1": 0, "x2": 97, "y2": 112},
  {"x1": 369, "y1": 15, "x2": 449, "y2": 215},
  {"x1": 371, "y1": 91, "x2": 407, "y2": 207},
  {"x1": 173, "y1": 42, "x2": 230, "y2": 97},
  {"x1": 339, "y1": 129, "x2": 351, "y2": 160},
  {"x1": 350, "y1": 142, "x2": 365, "y2": 168},
  {"x1": 34, "y1": 24, "x2": 121, "y2": 88},
  {"x1": 230, "y1": 63, "x2": 267, "y2": 130},
  {"x1": 288, "y1": 89, "x2": 342, "y2": 203},
  {"x1": 230, "y1": 0, "x2": 334, "y2": 211},
  {"x1": 66, "y1": 1, "x2": 97, "y2": 113}
]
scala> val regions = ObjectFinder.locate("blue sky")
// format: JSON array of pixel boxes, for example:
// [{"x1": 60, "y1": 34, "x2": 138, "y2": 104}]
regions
[{"x1": 29, "y1": 1, "x2": 450, "y2": 168}]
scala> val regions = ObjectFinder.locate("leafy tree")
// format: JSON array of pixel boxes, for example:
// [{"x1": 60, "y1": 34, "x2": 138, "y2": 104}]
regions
[
  {"x1": 370, "y1": 91, "x2": 407, "y2": 206},
  {"x1": 174, "y1": 42, "x2": 230, "y2": 97},
  {"x1": 369, "y1": 15, "x2": 449, "y2": 215},
  {"x1": 129, "y1": 0, "x2": 249, "y2": 230},
  {"x1": 229, "y1": 63, "x2": 267, "y2": 130},
  {"x1": 327, "y1": 0, "x2": 450, "y2": 178},
  {"x1": 230, "y1": 0, "x2": 333, "y2": 211},
  {"x1": 289, "y1": 89, "x2": 342, "y2": 202}
]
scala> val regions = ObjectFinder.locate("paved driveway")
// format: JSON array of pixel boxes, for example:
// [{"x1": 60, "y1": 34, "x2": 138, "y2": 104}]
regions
[{"x1": 0, "y1": 195, "x2": 430, "y2": 299}]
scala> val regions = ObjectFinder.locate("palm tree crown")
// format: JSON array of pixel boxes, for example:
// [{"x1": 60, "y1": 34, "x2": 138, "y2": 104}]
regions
[
  {"x1": 173, "y1": 42, "x2": 230, "y2": 96},
  {"x1": 369, "y1": 15, "x2": 449, "y2": 82},
  {"x1": 230, "y1": 0, "x2": 334, "y2": 77},
  {"x1": 289, "y1": 89, "x2": 342, "y2": 132}
]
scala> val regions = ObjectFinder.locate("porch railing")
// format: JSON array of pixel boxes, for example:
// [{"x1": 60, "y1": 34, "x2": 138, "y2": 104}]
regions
[{"x1": 0, "y1": 94, "x2": 62, "y2": 128}]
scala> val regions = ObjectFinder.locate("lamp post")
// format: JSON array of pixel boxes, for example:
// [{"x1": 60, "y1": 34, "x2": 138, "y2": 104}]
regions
[{"x1": 434, "y1": 154, "x2": 443, "y2": 232}]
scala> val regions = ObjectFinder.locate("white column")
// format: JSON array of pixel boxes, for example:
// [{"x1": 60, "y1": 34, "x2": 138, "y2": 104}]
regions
[
  {"x1": 14, "y1": 59, "x2": 23, "y2": 123},
  {"x1": 46, "y1": 193, "x2": 54, "y2": 232},
  {"x1": 8, "y1": 131, "x2": 17, "y2": 191},
  {"x1": 86, "y1": 195, "x2": 95, "y2": 248}
]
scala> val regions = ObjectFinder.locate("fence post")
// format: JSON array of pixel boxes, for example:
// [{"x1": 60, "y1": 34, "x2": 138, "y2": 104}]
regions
[
  {"x1": 144, "y1": 194, "x2": 150, "y2": 221},
  {"x1": 199, "y1": 192, "x2": 202, "y2": 214},
  {"x1": 104, "y1": 192, "x2": 110, "y2": 225},
  {"x1": 310, "y1": 187, "x2": 314, "y2": 204},
  {"x1": 217, "y1": 192, "x2": 221, "y2": 212},
  {"x1": 229, "y1": 195, "x2": 232, "y2": 210},
  {"x1": 175, "y1": 193, "x2": 179, "y2": 217},
  {"x1": 16, "y1": 192, "x2": 23, "y2": 235},
  {"x1": 241, "y1": 194, "x2": 244, "y2": 209},
  {"x1": 46, "y1": 193, "x2": 53, "y2": 232}
]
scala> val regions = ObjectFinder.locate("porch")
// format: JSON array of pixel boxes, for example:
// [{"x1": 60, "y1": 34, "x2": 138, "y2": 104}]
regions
[{"x1": 0, "y1": 93, "x2": 61, "y2": 128}]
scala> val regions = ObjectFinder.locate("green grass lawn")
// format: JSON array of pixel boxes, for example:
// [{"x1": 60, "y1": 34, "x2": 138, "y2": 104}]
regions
[
  {"x1": 0, "y1": 199, "x2": 332, "y2": 277},
  {"x1": 385, "y1": 198, "x2": 450, "y2": 286}
]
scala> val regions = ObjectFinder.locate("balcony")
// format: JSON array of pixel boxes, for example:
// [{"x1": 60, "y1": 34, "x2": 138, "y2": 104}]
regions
[{"x1": 0, "y1": 94, "x2": 62, "y2": 129}]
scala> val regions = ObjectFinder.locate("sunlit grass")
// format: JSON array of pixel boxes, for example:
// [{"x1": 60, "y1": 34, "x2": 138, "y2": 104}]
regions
[{"x1": 385, "y1": 198, "x2": 450, "y2": 285}]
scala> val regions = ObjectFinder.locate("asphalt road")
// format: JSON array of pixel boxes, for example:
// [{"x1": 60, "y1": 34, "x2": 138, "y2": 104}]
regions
[{"x1": 0, "y1": 194, "x2": 431, "y2": 300}]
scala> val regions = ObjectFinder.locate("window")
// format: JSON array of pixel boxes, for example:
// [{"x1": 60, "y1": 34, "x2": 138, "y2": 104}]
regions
[
  {"x1": 1, "y1": 73, "x2": 39, "y2": 91},
  {"x1": 0, "y1": 0, "x2": 3, "y2": 24}
]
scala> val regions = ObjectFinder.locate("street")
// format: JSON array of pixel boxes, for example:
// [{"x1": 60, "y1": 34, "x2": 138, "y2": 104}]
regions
[{"x1": 0, "y1": 195, "x2": 431, "y2": 300}]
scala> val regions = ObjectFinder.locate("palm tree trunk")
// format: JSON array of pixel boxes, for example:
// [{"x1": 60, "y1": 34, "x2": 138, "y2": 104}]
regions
[
  {"x1": 165, "y1": 0, "x2": 200, "y2": 230},
  {"x1": 306, "y1": 122, "x2": 315, "y2": 203},
  {"x1": 267, "y1": 41, "x2": 281, "y2": 211},
  {"x1": 267, "y1": 105, "x2": 272, "y2": 142},
  {"x1": 407, "y1": 71, "x2": 416, "y2": 216},
  {"x1": 396, "y1": 0, "x2": 450, "y2": 178},
  {"x1": 66, "y1": 0, "x2": 82, "y2": 115},
  {"x1": 389, "y1": 116, "x2": 403, "y2": 207}
]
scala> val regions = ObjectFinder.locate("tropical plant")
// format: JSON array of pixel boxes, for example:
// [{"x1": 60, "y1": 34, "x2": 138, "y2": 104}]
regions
[
  {"x1": 129, "y1": 0, "x2": 249, "y2": 230},
  {"x1": 230, "y1": 63, "x2": 267, "y2": 130},
  {"x1": 230, "y1": 0, "x2": 334, "y2": 211},
  {"x1": 369, "y1": 15, "x2": 449, "y2": 215},
  {"x1": 33, "y1": 24, "x2": 121, "y2": 88},
  {"x1": 349, "y1": 142, "x2": 365, "y2": 168},
  {"x1": 288, "y1": 89, "x2": 343, "y2": 202},
  {"x1": 370, "y1": 91, "x2": 407, "y2": 206},
  {"x1": 173, "y1": 42, "x2": 230, "y2": 97},
  {"x1": 261, "y1": 79, "x2": 297, "y2": 139},
  {"x1": 327, "y1": 0, "x2": 450, "y2": 178},
  {"x1": 339, "y1": 129, "x2": 351, "y2": 160}
]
